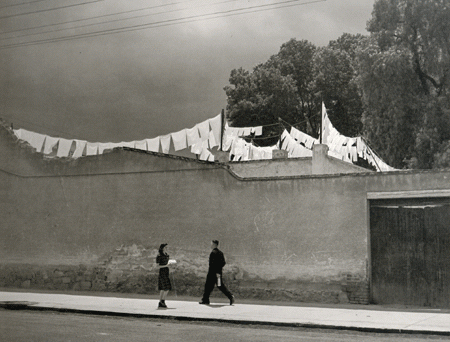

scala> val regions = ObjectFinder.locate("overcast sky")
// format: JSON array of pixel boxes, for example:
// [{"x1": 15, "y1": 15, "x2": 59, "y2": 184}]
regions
[{"x1": 0, "y1": 0, "x2": 375, "y2": 143}]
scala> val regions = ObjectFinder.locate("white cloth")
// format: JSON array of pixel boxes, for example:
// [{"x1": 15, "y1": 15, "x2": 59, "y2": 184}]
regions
[
  {"x1": 171, "y1": 129, "x2": 187, "y2": 151},
  {"x1": 186, "y1": 127, "x2": 201, "y2": 146},
  {"x1": 98, "y1": 142, "x2": 116, "y2": 154},
  {"x1": 225, "y1": 125, "x2": 239, "y2": 137},
  {"x1": 146, "y1": 137, "x2": 160, "y2": 152},
  {"x1": 13, "y1": 129, "x2": 22, "y2": 140},
  {"x1": 252, "y1": 126, "x2": 263, "y2": 136},
  {"x1": 119, "y1": 141, "x2": 135, "y2": 148},
  {"x1": 230, "y1": 138, "x2": 243, "y2": 156},
  {"x1": 160, "y1": 134, "x2": 171, "y2": 154},
  {"x1": 281, "y1": 130, "x2": 290, "y2": 150},
  {"x1": 86, "y1": 142, "x2": 99, "y2": 156},
  {"x1": 190, "y1": 141, "x2": 203, "y2": 154},
  {"x1": 56, "y1": 138, "x2": 73, "y2": 157},
  {"x1": 242, "y1": 127, "x2": 251, "y2": 136},
  {"x1": 199, "y1": 148, "x2": 209, "y2": 161},
  {"x1": 208, "y1": 130, "x2": 218, "y2": 148},
  {"x1": 18, "y1": 129, "x2": 46, "y2": 152},
  {"x1": 43, "y1": 136, "x2": 59, "y2": 154},
  {"x1": 208, "y1": 114, "x2": 222, "y2": 144},
  {"x1": 134, "y1": 140, "x2": 147, "y2": 150},
  {"x1": 72, "y1": 140, "x2": 86, "y2": 158},
  {"x1": 199, "y1": 140, "x2": 210, "y2": 160},
  {"x1": 196, "y1": 120, "x2": 210, "y2": 141},
  {"x1": 222, "y1": 134, "x2": 234, "y2": 152}
]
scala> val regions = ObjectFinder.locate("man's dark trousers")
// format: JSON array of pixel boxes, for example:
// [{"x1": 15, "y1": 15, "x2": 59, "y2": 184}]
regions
[{"x1": 201, "y1": 272, "x2": 232, "y2": 303}]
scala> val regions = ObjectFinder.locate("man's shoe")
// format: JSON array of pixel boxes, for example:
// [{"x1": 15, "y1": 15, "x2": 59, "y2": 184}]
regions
[
  {"x1": 199, "y1": 301, "x2": 209, "y2": 305},
  {"x1": 158, "y1": 301, "x2": 167, "y2": 308},
  {"x1": 229, "y1": 295, "x2": 235, "y2": 305}
]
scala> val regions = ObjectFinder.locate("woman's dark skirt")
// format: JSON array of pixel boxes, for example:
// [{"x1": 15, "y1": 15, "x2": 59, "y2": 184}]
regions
[{"x1": 158, "y1": 267, "x2": 172, "y2": 291}]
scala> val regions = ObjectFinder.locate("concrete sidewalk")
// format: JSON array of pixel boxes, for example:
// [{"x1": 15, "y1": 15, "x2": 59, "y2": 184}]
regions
[{"x1": 1, "y1": 291, "x2": 450, "y2": 335}]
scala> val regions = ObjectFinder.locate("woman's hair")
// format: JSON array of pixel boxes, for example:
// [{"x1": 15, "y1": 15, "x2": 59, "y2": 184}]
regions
[{"x1": 158, "y1": 243, "x2": 168, "y2": 255}]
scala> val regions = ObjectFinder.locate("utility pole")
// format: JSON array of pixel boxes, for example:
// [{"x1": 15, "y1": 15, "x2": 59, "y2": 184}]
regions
[{"x1": 220, "y1": 108, "x2": 225, "y2": 151}]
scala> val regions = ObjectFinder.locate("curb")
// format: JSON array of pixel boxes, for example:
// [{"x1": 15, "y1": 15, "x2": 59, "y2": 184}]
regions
[{"x1": 1, "y1": 301, "x2": 449, "y2": 337}]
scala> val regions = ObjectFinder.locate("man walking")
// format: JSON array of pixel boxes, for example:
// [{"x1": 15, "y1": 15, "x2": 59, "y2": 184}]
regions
[{"x1": 199, "y1": 240, "x2": 235, "y2": 305}]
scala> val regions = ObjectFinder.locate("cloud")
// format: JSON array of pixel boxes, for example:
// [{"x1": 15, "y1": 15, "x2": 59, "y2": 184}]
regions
[{"x1": 0, "y1": 0, "x2": 376, "y2": 142}]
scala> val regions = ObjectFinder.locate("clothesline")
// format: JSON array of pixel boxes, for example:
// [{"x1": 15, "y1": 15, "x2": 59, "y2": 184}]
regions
[{"x1": 10, "y1": 104, "x2": 397, "y2": 171}]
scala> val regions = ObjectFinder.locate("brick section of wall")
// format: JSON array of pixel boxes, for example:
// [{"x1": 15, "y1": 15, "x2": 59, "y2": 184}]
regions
[
  {"x1": 0, "y1": 263, "x2": 357, "y2": 304},
  {"x1": 0, "y1": 242, "x2": 360, "y2": 305},
  {"x1": 341, "y1": 273, "x2": 370, "y2": 304}
]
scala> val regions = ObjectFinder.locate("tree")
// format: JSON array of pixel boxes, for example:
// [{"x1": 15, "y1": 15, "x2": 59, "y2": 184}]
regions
[
  {"x1": 224, "y1": 65, "x2": 300, "y2": 146},
  {"x1": 224, "y1": 36, "x2": 367, "y2": 148},
  {"x1": 265, "y1": 39, "x2": 319, "y2": 135},
  {"x1": 356, "y1": 41, "x2": 423, "y2": 168},
  {"x1": 357, "y1": 0, "x2": 450, "y2": 168},
  {"x1": 225, "y1": 39, "x2": 321, "y2": 143},
  {"x1": 313, "y1": 33, "x2": 365, "y2": 138}
]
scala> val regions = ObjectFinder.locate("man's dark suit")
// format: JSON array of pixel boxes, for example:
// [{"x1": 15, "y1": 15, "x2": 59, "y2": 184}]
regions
[{"x1": 201, "y1": 247, "x2": 233, "y2": 304}]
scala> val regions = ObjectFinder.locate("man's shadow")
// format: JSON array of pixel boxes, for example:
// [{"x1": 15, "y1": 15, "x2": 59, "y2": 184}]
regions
[{"x1": 204, "y1": 304, "x2": 226, "y2": 308}]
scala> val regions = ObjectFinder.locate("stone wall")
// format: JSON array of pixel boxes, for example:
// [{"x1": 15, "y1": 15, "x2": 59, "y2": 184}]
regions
[
  {"x1": 1, "y1": 123, "x2": 450, "y2": 305},
  {"x1": 0, "y1": 244, "x2": 367, "y2": 304}
]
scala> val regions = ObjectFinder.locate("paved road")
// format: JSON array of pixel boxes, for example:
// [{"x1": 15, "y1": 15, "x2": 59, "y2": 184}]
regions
[{"x1": 1, "y1": 309, "x2": 448, "y2": 342}]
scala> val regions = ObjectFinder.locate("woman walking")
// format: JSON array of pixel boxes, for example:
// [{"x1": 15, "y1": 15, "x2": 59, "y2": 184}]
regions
[
  {"x1": 155, "y1": 243, "x2": 173, "y2": 308},
  {"x1": 141, "y1": 243, "x2": 175, "y2": 308}
]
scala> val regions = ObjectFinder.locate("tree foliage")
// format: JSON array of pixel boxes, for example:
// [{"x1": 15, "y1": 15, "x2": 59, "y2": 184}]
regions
[
  {"x1": 224, "y1": 37, "x2": 364, "y2": 145},
  {"x1": 359, "y1": 0, "x2": 450, "y2": 168},
  {"x1": 224, "y1": 0, "x2": 450, "y2": 169},
  {"x1": 313, "y1": 33, "x2": 365, "y2": 137}
]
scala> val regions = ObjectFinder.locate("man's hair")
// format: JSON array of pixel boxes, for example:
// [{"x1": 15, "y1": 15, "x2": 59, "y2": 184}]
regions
[{"x1": 212, "y1": 240, "x2": 219, "y2": 246}]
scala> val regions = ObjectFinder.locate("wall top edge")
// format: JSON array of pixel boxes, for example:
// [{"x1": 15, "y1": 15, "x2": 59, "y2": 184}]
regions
[{"x1": 367, "y1": 189, "x2": 450, "y2": 199}]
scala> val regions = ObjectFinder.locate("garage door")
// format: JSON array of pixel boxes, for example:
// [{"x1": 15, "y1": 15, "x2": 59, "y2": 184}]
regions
[{"x1": 370, "y1": 198, "x2": 450, "y2": 307}]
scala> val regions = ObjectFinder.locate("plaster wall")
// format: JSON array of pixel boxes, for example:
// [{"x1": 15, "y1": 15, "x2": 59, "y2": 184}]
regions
[
  {"x1": 2, "y1": 125, "x2": 450, "y2": 303},
  {"x1": 228, "y1": 157, "x2": 312, "y2": 178}
]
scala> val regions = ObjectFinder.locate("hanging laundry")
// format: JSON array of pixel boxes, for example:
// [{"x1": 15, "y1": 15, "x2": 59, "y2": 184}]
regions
[
  {"x1": 134, "y1": 140, "x2": 147, "y2": 150},
  {"x1": 72, "y1": 140, "x2": 86, "y2": 158},
  {"x1": 356, "y1": 137, "x2": 364, "y2": 153},
  {"x1": 250, "y1": 145, "x2": 261, "y2": 160},
  {"x1": 222, "y1": 134, "x2": 234, "y2": 152},
  {"x1": 199, "y1": 143, "x2": 210, "y2": 160},
  {"x1": 253, "y1": 126, "x2": 263, "y2": 136},
  {"x1": 208, "y1": 130, "x2": 218, "y2": 149},
  {"x1": 146, "y1": 137, "x2": 160, "y2": 152},
  {"x1": 230, "y1": 138, "x2": 245, "y2": 158},
  {"x1": 281, "y1": 130, "x2": 290, "y2": 150},
  {"x1": 43, "y1": 136, "x2": 59, "y2": 154},
  {"x1": 171, "y1": 129, "x2": 187, "y2": 151},
  {"x1": 196, "y1": 120, "x2": 210, "y2": 141},
  {"x1": 86, "y1": 142, "x2": 99, "y2": 156},
  {"x1": 224, "y1": 125, "x2": 239, "y2": 137},
  {"x1": 160, "y1": 134, "x2": 171, "y2": 154},
  {"x1": 186, "y1": 126, "x2": 201, "y2": 146},
  {"x1": 242, "y1": 127, "x2": 252, "y2": 136},
  {"x1": 98, "y1": 142, "x2": 116, "y2": 154},
  {"x1": 56, "y1": 138, "x2": 73, "y2": 157},
  {"x1": 17, "y1": 129, "x2": 46, "y2": 152},
  {"x1": 13, "y1": 129, "x2": 22, "y2": 140},
  {"x1": 191, "y1": 141, "x2": 203, "y2": 155},
  {"x1": 118, "y1": 141, "x2": 135, "y2": 149},
  {"x1": 208, "y1": 114, "x2": 222, "y2": 144},
  {"x1": 261, "y1": 146, "x2": 274, "y2": 160},
  {"x1": 242, "y1": 143, "x2": 250, "y2": 160}
]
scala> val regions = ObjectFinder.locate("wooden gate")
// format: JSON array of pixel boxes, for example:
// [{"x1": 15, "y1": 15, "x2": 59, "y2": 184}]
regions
[{"x1": 370, "y1": 198, "x2": 450, "y2": 307}]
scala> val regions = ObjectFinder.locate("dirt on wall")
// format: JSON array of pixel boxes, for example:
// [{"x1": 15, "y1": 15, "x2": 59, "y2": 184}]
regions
[{"x1": 0, "y1": 244, "x2": 367, "y2": 304}]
